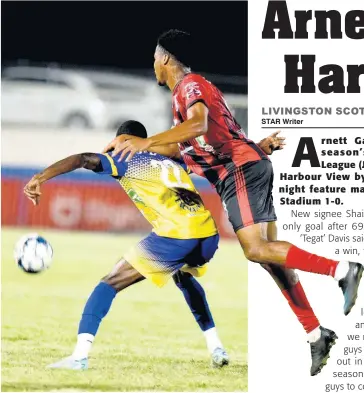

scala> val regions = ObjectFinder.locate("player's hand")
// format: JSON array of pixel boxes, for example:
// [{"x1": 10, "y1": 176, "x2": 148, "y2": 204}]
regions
[
  {"x1": 24, "y1": 175, "x2": 42, "y2": 206},
  {"x1": 102, "y1": 134, "x2": 135, "y2": 154},
  {"x1": 258, "y1": 131, "x2": 286, "y2": 155},
  {"x1": 112, "y1": 137, "x2": 153, "y2": 162}
]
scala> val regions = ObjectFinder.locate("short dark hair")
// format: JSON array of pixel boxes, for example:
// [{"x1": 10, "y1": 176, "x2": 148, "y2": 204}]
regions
[
  {"x1": 116, "y1": 120, "x2": 147, "y2": 138},
  {"x1": 157, "y1": 29, "x2": 193, "y2": 68}
]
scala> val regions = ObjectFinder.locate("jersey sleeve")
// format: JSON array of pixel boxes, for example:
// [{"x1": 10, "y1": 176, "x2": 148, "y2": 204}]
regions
[
  {"x1": 93, "y1": 153, "x2": 127, "y2": 177},
  {"x1": 181, "y1": 78, "x2": 210, "y2": 110}
]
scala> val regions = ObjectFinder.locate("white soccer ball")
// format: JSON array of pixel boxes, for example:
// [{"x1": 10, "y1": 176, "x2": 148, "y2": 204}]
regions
[{"x1": 14, "y1": 233, "x2": 54, "y2": 273}]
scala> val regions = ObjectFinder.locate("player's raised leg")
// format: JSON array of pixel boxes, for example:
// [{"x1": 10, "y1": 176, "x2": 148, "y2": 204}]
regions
[
  {"x1": 236, "y1": 222, "x2": 363, "y2": 316},
  {"x1": 172, "y1": 270, "x2": 228, "y2": 368},
  {"x1": 261, "y1": 222, "x2": 337, "y2": 376},
  {"x1": 220, "y1": 160, "x2": 363, "y2": 316},
  {"x1": 47, "y1": 260, "x2": 145, "y2": 370}
]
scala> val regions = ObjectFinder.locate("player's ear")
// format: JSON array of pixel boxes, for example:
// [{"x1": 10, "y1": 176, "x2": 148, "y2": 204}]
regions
[{"x1": 163, "y1": 53, "x2": 170, "y2": 65}]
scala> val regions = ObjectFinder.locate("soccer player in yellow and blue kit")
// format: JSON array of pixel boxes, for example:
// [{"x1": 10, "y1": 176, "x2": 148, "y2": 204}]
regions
[{"x1": 24, "y1": 120, "x2": 228, "y2": 370}]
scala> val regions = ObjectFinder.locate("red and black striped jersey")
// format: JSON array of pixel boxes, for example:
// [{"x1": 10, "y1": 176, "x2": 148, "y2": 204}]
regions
[{"x1": 172, "y1": 73, "x2": 268, "y2": 186}]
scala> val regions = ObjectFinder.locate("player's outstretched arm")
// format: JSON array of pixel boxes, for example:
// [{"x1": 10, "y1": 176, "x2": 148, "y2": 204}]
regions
[
  {"x1": 106, "y1": 102, "x2": 208, "y2": 162},
  {"x1": 23, "y1": 153, "x2": 101, "y2": 205},
  {"x1": 148, "y1": 143, "x2": 181, "y2": 159},
  {"x1": 148, "y1": 102, "x2": 208, "y2": 147},
  {"x1": 102, "y1": 138, "x2": 181, "y2": 160}
]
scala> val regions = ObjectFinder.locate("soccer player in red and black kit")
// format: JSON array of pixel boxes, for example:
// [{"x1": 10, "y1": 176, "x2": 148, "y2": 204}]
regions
[{"x1": 104, "y1": 30, "x2": 363, "y2": 376}]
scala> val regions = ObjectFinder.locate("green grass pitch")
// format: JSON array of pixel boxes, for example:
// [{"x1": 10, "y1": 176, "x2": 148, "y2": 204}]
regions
[{"x1": 2, "y1": 228, "x2": 248, "y2": 392}]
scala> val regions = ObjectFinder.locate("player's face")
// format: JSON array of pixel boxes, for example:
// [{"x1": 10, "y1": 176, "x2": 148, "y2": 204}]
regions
[{"x1": 154, "y1": 47, "x2": 166, "y2": 86}]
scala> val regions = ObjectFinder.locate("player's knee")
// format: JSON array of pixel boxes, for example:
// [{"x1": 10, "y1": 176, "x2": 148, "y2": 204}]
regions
[
  {"x1": 101, "y1": 265, "x2": 129, "y2": 292},
  {"x1": 102, "y1": 275, "x2": 132, "y2": 293},
  {"x1": 244, "y1": 244, "x2": 265, "y2": 262},
  {"x1": 172, "y1": 270, "x2": 182, "y2": 285},
  {"x1": 173, "y1": 270, "x2": 193, "y2": 288},
  {"x1": 101, "y1": 274, "x2": 121, "y2": 292}
]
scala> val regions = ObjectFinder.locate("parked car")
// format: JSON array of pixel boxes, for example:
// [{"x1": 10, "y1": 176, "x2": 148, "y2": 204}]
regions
[
  {"x1": 1, "y1": 66, "x2": 108, "y2": 129},
  {"x1": 77, "y1": 70, "x2": 170, "y2": 134}
]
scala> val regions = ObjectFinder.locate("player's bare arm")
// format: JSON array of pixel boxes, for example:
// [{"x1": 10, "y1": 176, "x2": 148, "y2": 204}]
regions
[
  {"x1": 107, "y1": 102, "x2": 208, "y2": 162},
  {"x1": 150, "y1": 143, "x2": 181, "y2": 159},
  {"x1": 149, "y1": 102, "x2": 208, "y2": 147},
  {"x1": 24, "y1": 153, "x2": 101, "y2": 205},
  {"x1": 102, "y1": 136, "x2": 181, "y2": 160}
]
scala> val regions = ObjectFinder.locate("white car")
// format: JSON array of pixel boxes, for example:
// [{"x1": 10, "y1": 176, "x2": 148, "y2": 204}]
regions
[
  {"x1": 78, "y1": 70, "x2": 170, "y2": 133},
  {"x1": 1, "y1": 66, "x2": 108, "y2": 129}
]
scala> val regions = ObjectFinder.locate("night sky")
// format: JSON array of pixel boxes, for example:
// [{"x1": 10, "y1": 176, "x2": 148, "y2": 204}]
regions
[{"x1": 1, "y1": 1, "x2": 247, "y2": 77}]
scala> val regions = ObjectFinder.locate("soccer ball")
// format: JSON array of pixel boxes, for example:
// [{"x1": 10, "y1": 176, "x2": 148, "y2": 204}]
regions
[{"x1": 14, "y1": 233, "x2": 53, "y2": 273}]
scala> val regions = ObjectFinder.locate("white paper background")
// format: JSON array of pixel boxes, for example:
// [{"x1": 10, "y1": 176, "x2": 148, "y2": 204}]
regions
[{"x1": 248, "y1": 1, "x2": 364, "y2": 392}]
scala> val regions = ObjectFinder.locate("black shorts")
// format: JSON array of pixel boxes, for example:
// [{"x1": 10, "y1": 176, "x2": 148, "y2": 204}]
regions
[{"x1": 216, "y1": 159, "x2": 277, "y2": 232}]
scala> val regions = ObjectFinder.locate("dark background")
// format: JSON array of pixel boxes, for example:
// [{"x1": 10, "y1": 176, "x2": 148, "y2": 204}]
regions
[{"x1": 1, "y1": 1, "x2": 248, "y2": 77}]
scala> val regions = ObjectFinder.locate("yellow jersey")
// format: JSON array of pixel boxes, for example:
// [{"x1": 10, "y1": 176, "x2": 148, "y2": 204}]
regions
[{"x1": 95, "y1": 151, "x2": 217, "y2": 239}]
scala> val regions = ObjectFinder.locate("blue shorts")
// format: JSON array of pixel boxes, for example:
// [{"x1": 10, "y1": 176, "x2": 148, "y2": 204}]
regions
[{"x1": 124, "y1": 232, "x2": 220, "y2": 287}]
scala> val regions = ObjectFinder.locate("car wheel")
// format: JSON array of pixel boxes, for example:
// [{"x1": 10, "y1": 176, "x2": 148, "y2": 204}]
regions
[{"x1": 63, "y1": 114, "x2": 90, "y2": 129}]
